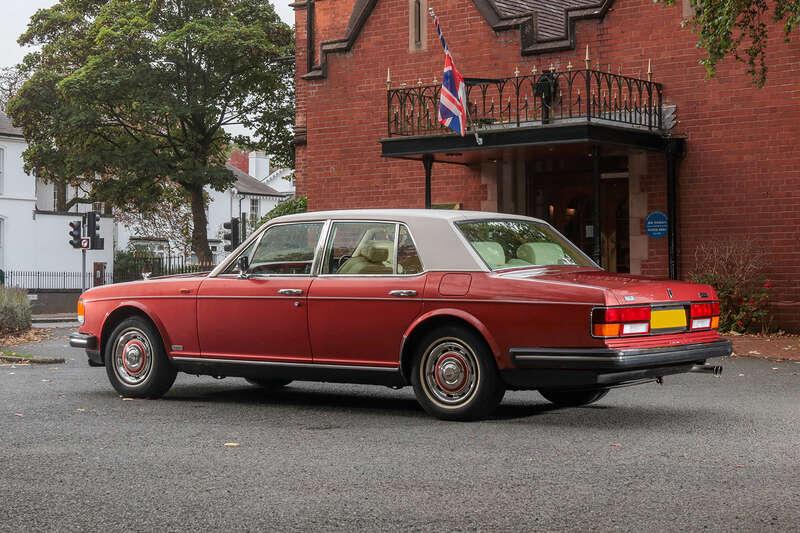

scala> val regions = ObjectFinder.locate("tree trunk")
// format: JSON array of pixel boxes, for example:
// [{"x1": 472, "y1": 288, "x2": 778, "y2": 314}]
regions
[{"x1": 188, "y1": 185, "x2": 212, "y2": 264}]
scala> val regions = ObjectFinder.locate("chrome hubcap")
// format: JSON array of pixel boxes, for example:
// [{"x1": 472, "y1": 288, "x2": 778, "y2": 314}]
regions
[
  {"x1": 422, "y1": 338, "x2": 479, "y2": 407},
  {"x1": 113, "y1": 328, "x2": 153, "y2": 386}
]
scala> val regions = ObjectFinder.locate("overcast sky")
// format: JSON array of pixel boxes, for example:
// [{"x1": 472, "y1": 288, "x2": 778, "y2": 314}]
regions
[{"x1": 0, "y1": 0, "x2": 296, "y2": 68}]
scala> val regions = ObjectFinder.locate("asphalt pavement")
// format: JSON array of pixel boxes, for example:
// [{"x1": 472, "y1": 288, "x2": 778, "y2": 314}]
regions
[{"x1": 1, "y1": 327, "x2": 799, "y2": 531}]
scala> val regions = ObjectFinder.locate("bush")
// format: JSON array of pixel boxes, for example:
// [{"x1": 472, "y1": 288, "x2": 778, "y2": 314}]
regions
[
  {"x1": 689, "y1": 238, "x2": 771, "y2": 334},
  {"x1": 259, "y1": 195, "x2": 307, "y2": 225},
  {"x1": 0, "y1": 286, "x2": 32, "y2": 336}
]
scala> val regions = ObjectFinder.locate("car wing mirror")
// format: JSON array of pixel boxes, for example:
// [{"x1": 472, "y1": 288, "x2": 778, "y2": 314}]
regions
[{"x1": 237, "y1": 256, "x2": 250, "y2": 279}]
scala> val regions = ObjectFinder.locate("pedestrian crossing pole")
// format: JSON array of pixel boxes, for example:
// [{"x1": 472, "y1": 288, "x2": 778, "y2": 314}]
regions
[{"x1": 81, "y1": 249, "x2": 87, "y2": 293}]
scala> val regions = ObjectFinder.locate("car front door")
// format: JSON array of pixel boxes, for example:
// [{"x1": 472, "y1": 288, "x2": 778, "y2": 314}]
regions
[
  {"x1": 307, "y1": 221, "x2": 426, "y2": 366},
  {"x1": 197, "y1": 221, "x2": 325, "y2": 362}
]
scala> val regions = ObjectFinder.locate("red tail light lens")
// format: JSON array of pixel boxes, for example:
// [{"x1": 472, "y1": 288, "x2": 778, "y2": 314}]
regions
[
  {"x1": 592, "y1": 306, "x2": 651, "y2": 337},
  {"x1": 593, "y1": 306, "x2": 651, "y2": 324},
  {"x1": 690, "y1": 301, "x2": 720, "y2": 330}
]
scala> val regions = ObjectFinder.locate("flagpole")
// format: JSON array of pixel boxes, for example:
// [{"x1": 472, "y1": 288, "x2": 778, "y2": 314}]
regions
[{"x1": 428, "y1": 8, "x2": 483, "y2": 146}]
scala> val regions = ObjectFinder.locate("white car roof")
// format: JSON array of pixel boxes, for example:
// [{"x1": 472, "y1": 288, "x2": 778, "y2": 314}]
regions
[{"x1": 270, "y1": 209, "x2": 546, "y2": 272}]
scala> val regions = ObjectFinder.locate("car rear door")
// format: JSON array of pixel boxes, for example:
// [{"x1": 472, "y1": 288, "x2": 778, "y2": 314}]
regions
[
  {"x1": 307, "y1": 221, "x2": 426, "y2": 366},
  {"x1": 197, "y1": 221, "x2": 325, "y2": 362}
]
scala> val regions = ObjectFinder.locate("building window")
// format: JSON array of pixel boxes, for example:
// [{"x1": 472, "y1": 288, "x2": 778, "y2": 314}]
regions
[
  {"x1": 409, "y1": 0, "x2": 427, "y2": 51},
  {"x1": 249, "y1": 197, "x2": 260, "y2": 229},
  {"x1": 0, "y1": 147, "x2": 4, "y2": 195},
  {"x1": 0, "y1": 218, "x2": 4, "y2": 269}
]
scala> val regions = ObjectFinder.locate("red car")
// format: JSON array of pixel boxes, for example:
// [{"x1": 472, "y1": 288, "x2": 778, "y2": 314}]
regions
[{"x1": 70, "y1": 210, "x2": 730, "y2": 420}]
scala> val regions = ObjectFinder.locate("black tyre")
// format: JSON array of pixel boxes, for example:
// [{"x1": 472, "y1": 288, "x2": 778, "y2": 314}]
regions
[
  {"x1": 245, "y1": 378, "x2": 292, "y2": 390},
  {"x1": 104, "y1": 316, "x2": 177, "y2": 398},
  {"x1": 411, "y1": 325, "x2": 505, "y2": 421},
  {"x1": 538, "y1": 387, "x2": 609, "y2": 407}
]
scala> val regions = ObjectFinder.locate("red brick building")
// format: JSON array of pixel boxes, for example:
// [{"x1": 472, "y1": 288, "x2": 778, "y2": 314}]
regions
[{"x1": 292, "y1": 0, "x2": 800, "y2": 329}]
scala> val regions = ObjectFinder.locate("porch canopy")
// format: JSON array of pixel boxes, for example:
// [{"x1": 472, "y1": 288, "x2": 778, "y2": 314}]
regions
[{"x1": 379, "y1": 69, "x2": 685, "y2": 278}]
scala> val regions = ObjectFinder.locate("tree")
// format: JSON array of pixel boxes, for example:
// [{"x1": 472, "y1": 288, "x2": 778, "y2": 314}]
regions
[
  {"x1": 0, "y1": 66, "x2": 27, "y2": 113},
  {"x1": 8, "y1": 0, "x2": 294, "y2": 262},
  {"x1": 114, "y1": 183, "x2": 194, "y2": 257},
  {"x1": 670, "y1": 0, "x2": 800, "y2": 86},
  {"x1": 258, "y1": 195, "x2": 306, "y2": 226}
]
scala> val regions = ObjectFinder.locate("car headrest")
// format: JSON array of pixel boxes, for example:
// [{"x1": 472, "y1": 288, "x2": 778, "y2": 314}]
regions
[
  {"x1": 473, "y1": 241, "x2": 505, "y2": 268},
  {"x1": 517, "y1": 242, "x2": 564, "y2": 265},
  {"x1": 361, "y1": 243, "x2": 390, "y2": 263}
]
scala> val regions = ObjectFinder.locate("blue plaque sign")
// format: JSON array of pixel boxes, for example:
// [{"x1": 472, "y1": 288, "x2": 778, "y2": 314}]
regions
[{"x1": 645, "y1": 211, "x2": 668, "y2": 239}]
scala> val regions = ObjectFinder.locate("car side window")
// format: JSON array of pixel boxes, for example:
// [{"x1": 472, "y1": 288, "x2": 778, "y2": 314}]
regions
[
  {"x1": 397, "y1": 225, "x2": 423, "y2": 274},
  {"x1": 222, "y1": 239, "x2": 257, "y2": 275},
  {"x1": 242, "y1": 222, "x2": 323, "y2": 276},
  {"x1": 323, "y1": 222, "x2": 397, "y2": 275}
]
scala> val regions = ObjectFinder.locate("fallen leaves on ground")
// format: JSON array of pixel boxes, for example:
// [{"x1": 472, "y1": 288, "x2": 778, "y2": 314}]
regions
[
  {"x1": 724, "y1": 333, "x2": 800, "y2": 362},
  {"x1": 0, "y1": 328, "x2": 51, "y2": 348}
]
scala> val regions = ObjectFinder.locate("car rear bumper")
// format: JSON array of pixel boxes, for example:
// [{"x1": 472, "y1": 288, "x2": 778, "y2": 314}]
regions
[
  {"x1": 501, "y1": 340, "x2": 732, "y2": 389},
  {"x1": 69, "y1": 333, "x2": 103, "y2": 367}
]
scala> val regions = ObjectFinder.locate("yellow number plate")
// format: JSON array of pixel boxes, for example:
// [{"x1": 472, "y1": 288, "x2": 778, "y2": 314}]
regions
[{"x1": 650, "y1": 308, "x2": 687, "y2": 330}]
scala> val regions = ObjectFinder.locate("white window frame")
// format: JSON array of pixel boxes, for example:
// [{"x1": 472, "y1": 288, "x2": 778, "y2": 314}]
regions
[
  {"x1": 0, "y1": 217, "x2": 4, "y2": 270},
  {"x1": 0, "y1": 146, "x2": 4, "y2": 195}
]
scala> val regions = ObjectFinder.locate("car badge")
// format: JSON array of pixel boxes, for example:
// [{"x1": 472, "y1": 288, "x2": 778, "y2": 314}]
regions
[
  {"x1": 699, "y1": 291, "x2": 709, "y2": 298},
  {"x1": 666, "y1": 288, "x2": 673, "y2": 299},
  {"x1": 624, "y1": 295, "x2": 636, "y2": 302}
]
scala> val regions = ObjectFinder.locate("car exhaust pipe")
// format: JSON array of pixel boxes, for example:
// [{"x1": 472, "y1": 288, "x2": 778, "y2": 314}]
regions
[{"x1": 690, "y1": 364, "x2": 723, "y2": 376}]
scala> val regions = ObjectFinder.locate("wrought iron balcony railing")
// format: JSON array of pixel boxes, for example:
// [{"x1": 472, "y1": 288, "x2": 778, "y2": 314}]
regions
[{"x1": 387, "y1": 69, "x2": 664, "y2": 137}]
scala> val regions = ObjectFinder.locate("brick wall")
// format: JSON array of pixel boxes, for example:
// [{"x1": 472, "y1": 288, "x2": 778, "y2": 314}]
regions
[{"x1": 294, "y1": 0, "x2": 800, "y2": 329}]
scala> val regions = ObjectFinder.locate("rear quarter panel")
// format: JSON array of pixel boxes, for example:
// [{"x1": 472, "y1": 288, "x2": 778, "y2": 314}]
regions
[
  {"x1": 421, "y1": 272, "x2": 610, "y2": 369},
  {"x1": 78, "y1": 278, "x2": 203, "y2": 357}
]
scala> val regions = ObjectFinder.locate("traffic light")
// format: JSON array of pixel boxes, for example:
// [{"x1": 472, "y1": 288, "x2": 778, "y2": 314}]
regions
[
  {"x1": 223, "y1": 217, "x2": 240, "y2": 252},
  {"x1": 68, "y1": 220, "x2": 82, "y2": 248},
  {"x1": 86, "y1": 211, "x2": 101, "y2": 237}
]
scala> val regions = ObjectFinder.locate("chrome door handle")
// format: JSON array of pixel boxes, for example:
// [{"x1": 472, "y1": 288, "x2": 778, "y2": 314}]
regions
[
  {"x1": 278, "y1": 288, "x2": 304, "y2": 296},
  {"x1": 389, "y1": 289, "x2": 417, "y2": 297}
]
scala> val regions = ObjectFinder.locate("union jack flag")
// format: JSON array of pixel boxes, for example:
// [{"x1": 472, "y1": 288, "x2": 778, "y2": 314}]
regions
[{"x1": 432, "y1": 13, "x2": 467, "y2": 136}]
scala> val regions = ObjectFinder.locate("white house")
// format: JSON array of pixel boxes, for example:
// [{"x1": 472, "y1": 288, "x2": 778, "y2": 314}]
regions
[
  {"x1": 0, "y1": 113, "x2": 114, "y2": 285},
  {"x1": 1, "y1": 110, "x2": 294, "y2": 282},
  {"x1": 116, "y1": 151, "x2": 294, "y2": 262}
]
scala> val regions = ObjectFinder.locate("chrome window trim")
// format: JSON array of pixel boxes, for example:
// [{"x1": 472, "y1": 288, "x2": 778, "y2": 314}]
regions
[
  {"x1": 210, "y1": 219, "x2": 328, "y2": 278},
  {"x1": 317, "y1": 219, "x2": 426, "y2": 277}
]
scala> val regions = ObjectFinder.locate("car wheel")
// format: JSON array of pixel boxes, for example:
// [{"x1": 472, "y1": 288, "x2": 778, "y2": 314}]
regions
[
  {"x1": 538, "y1": 387, "x2": 609, "y2": 407},
  {"x1": 104, "y1": 316, "x2": 176, "y2": 398},
  {"x1": 245, "y1": 378, "x2": 292, "y2": 390},
  {"x1": 411, "y1": 325, "x2": 505, "y2": 421}
]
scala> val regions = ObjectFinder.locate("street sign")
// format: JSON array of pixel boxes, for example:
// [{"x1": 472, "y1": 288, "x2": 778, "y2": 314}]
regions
[
  {"x1": 80, "y1": 237, "x2": 91, "y2": 249},
  {"x1": 645, "y1": 211, "x2": 668, "y2": 239}
]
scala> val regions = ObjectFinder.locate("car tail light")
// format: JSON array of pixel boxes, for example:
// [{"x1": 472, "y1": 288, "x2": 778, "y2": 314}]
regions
[
  {"x1": 690, "y1": 301, "x2": 720, "y2": 330},
  {"x1": 592, "y1": 306, "x2": 651, "y2": 337},
  {"x1": 77, "y1": 299, "x2": 85, "y2": 325}
]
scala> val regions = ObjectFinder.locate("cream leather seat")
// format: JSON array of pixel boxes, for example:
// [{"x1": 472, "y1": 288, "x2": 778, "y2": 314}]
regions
[
  {"x1": 337, "y1": 242, "x2": 394, "y2": 274},
  {"x1": 517, "y1": 242, "x2": 564, "y2": 265},
  {"x1": 473, "y1": 241, "x2": 506, "y2": 269}
]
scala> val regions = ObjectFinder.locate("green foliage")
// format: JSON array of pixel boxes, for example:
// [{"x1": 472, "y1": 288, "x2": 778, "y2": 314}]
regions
[
  {"x1": 663, "y1": 0, "x2": 800, "y2": 86},
  {"x1": 0, "y1": 65, "x2": 27, "y2": 113},
  {"x1": 0, "y1": 286, "x2": 32, "y2": 336},
  {"x1": 8, "y1": 0, "x2": 294, "y2": 261},
  {"x1": 259, "y1": 195, "x2": 307, "y2": 225},
  {"x1": 689, "y1": 238, "x2": 772, "y2": 333}
]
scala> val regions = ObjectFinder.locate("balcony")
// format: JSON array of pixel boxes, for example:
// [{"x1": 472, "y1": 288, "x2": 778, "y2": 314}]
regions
[{"x1": 386, "y1": 68, "x2": 664, "y2": 138}]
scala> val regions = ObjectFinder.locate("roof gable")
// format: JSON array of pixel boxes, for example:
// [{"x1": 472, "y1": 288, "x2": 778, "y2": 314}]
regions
[
  {"x1": 299, "y1": 0, "x2": 613, "y2": 80},
  {"x1": 225, "y1": 163, "x2": 288, "y2": 198}
]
